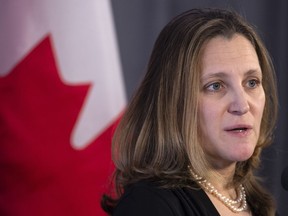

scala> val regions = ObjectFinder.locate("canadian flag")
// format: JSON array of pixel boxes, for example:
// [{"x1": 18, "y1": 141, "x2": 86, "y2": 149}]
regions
[{"x1": 0, "y1": 1, "x2": 126, "y2": 216}]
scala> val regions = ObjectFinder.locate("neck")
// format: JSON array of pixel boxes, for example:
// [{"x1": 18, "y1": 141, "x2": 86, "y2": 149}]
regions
[{"x1": 206, "y1": 159, "x2": 237, "y2": 190}]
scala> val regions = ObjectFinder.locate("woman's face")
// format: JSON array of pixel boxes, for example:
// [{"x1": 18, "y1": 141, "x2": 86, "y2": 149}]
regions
[{"x1": 198, "y1": 34, "x2": 265, "y2": 168}]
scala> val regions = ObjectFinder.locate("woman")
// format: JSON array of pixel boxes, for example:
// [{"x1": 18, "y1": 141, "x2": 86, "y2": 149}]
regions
[{"x1": 102, "y1": 8, "x2": 278, "y2": 216}]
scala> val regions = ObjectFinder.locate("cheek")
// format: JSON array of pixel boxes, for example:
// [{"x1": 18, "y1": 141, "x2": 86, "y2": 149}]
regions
[
  {"x1": 198, "y1": 100, "x2": 219, "y2": 131},
  {"x1": 255, "y1": 92, "x2": 266, "y2": 121}
]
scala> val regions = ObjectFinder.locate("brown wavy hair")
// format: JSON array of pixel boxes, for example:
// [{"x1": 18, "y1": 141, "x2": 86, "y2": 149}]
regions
[{"x1": 102, "y1": 8, "x2": 278, "y2": 215}]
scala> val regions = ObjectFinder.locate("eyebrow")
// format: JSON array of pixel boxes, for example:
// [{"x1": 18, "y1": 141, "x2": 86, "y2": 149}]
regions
[
  {"x1": 245, "y1": 69, "x2": 262, "y2": 77},
  {"x1": 201, "y1": 69, "x2": 262, "y2": 81}
]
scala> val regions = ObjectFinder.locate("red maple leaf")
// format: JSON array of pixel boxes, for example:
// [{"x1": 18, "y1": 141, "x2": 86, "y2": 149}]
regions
[{"x1": 0, "y1": 36, "x2": 117, "y2": 216}]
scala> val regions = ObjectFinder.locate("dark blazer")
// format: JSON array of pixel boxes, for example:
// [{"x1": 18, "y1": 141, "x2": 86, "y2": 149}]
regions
[{"x1": 113, "y1": 181, "x2": 220, "y2": 216}]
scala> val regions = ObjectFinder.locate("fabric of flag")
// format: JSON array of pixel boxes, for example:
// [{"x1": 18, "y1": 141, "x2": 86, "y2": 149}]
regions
[{"x1": 0, "y1": 1, "x2": 126, "y2": 215}]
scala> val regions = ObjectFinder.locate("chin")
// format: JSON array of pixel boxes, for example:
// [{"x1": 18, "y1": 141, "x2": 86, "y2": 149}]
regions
[
  {"x1": 234, "y1": 151, "x2": 254, "y2": 162},
  {"x1": 234, "y1": 142, "x2": 256, "y2": 160}
]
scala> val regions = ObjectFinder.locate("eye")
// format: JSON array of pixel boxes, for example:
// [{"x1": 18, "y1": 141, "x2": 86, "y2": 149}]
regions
[
  {"x1": 246, "y1": 79, "x2": 260, "y2": 88},
  {"x1": 206, "y1": 82, "x2": 223, "y2": 91}
]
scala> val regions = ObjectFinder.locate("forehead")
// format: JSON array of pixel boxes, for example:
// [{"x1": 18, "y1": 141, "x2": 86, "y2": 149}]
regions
[{"x1": 200, "y1": 34, "x2": 260, "y2": 76}]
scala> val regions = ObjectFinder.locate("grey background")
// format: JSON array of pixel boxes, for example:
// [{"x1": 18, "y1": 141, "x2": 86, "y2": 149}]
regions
[{"x1": 111, "y1": 0, "x2": 288, "y2": 214}]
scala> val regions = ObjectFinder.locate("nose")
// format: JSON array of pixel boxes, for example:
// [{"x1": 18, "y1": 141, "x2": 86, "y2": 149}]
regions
[{"x1": 227, "y1": 89, "x2": 250, "y2": 115}]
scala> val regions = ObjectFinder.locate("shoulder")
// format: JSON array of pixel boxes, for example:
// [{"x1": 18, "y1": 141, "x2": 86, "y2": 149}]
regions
[
  {"x1": 113, "y1": 181, "x2": 184, "y2": 216},
  {"x1": 113, "y1": 181, "x2": 219, "y2": 216}
]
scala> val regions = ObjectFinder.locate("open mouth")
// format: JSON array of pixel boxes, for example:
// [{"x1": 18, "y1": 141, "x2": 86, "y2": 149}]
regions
[
  {"x1": 224, "y1": 125, "x2": 252, "y2": 133},
  {"x1": 228, "y1": 128, "x2": 248, "y2": 132}
]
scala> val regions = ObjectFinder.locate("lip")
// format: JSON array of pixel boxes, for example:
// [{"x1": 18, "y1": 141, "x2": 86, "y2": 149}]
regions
[
  {"x1": 224, "y1": 124, "x2": 253, "y2": 131},
  {"x1": 223, "y1": 124, "x2": 253, "y2": 137}
]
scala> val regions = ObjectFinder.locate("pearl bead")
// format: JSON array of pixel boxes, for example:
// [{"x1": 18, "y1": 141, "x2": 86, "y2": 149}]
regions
[{"x1": 188, "y1": 167, "x2": 248, "y2": 213}]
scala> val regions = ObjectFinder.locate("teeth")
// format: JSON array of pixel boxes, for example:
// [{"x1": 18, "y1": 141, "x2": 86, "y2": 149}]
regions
[
  {"x1": 231, "y1": 128, "x2": 246, "y2": 132},
  {"x1": 236, "y1": 129, "x2": 246, "y2": 132}
]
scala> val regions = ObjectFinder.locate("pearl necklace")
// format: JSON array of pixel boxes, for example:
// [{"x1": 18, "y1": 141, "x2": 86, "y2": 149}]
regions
[{"x1": 189, "y1": 168, "x2": 247, "y2": 213}]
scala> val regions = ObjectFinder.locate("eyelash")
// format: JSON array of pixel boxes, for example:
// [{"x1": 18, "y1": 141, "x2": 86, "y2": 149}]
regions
[
  {"x1": 205, "y1": 82, "x2": 223, "y2": 91},
  {"x1": 204, "y1": 78, "x2": 261, "y2": 92}
]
